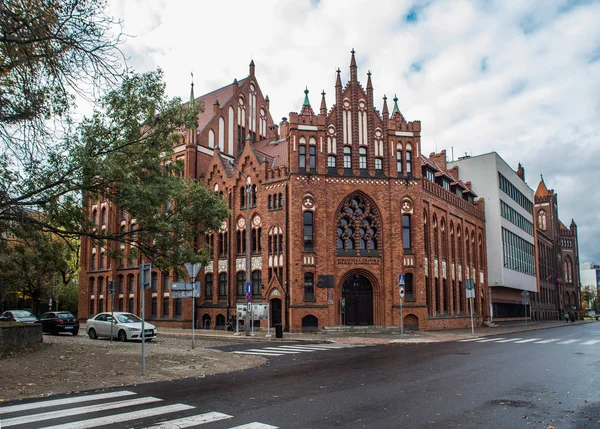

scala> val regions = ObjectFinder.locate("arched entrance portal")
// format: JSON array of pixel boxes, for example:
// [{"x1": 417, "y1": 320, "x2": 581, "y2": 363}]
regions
[{"x1": 342, "y1": 274, "x2": 373, "y2": 325}]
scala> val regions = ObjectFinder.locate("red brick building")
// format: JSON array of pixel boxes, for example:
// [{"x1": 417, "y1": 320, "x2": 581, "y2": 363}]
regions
[
  {"x1": 79, "y1": 51, "x2": 489, "y2": 331},
  {"x1": 531, "y1": 176, "x2": 580, "y2": 320}
]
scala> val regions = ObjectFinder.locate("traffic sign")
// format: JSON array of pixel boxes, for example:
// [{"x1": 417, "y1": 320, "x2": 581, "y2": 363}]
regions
[
  {"x1": 398, "y1": 274, "x2": 405, "y2": 287},
  {"x1": 399, "y1": 286, "x2": 405, "y2": 298},
  {"x1": 245, "y1": 292, "x2": 253, "y2": 302},
  {"x1": 246, "y1": 281, "x2": 253, "y2": 293}
]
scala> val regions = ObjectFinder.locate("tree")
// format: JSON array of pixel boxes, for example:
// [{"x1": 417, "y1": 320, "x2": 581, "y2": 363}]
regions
[
  {"x1": 0, "y1": 0, "x2": 229, "y2": 272},
  {"x1": 581, "y1": 285, "x2": 597, "y2": 310}
]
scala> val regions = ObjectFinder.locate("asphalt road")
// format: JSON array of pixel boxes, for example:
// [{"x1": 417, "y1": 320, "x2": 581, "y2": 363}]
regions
[{"x1": 2, "y1": 323, "x2": 599, "y2": 429}]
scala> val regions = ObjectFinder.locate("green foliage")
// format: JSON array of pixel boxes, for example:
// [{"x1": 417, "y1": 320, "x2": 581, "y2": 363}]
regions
[{"x1": 581, "y1": 285, "x2": 598, "y2": 309}]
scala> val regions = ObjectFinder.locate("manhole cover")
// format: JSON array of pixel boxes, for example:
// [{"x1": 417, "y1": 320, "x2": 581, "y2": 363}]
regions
[{"x1": 490, "y1": 399, "x2": 533, "y2": 408}]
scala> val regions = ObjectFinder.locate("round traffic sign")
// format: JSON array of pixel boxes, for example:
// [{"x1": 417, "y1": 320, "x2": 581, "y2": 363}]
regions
[{"x1": 399, "y1": 287, "x2": 405, "y2": 298}]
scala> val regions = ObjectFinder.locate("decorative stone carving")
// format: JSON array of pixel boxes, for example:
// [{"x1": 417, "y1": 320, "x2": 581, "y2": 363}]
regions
[
  {"x1": 251, "y1": 256, "x2": 262, "y2": 270},
  {"x1": 205, "y1": 262, "x2": 214, "y2": 273},
  {"x1": 236, "y1": 258, "x2": 245, "y2": 271},
  {"x1": 237, "y1": 217, "x2": 245, "y2": 230},
  {"x1": 218, "y1": 260, "x2": 227, "y2": 273},
  {"x1": 442, "y1": 260, "x2": 447, "y2": 279},
  {"x1": 270, "y1": 289, "x2": 281, "y2": 297},
  {"x1": 252, "y1": 215, "x2": 261, "y2": 227}
]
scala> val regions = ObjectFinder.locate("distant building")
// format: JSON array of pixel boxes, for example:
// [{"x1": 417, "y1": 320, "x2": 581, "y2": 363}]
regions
[
  {"x1": 448, "y1": 153, "x2": 536, "y2": 320},
  {"x1": 532, "y1": 176, "x2": 581, "y2": 319},
  {"x1": 580, "y1": 262, "x2": 600, "y2": 308},
  {"x1": 79, "y1": 51, "x2": 489, "y2": 332}
]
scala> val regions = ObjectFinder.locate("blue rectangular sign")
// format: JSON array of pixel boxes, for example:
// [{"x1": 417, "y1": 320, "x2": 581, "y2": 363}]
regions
[{"x1": 246, "y1": 281, "x2": 253, "y2": 293}]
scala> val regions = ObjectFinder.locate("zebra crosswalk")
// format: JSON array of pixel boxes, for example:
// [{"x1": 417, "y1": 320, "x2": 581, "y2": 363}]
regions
[
  {"x1": 231, "y1": 342, "x2": 366, "y2": 357},
  {"x1": 0, "y1": 390, "x2": 277, "y2": 429},
  {"x1": 458, "y1": 337, "x2": 600, "y2": 346}
]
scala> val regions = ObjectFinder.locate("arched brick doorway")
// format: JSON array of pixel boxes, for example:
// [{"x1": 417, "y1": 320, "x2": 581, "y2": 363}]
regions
[
  {"x1": 342, "y1": 274, "x2": 373, "y2": 325},
  {"x1": 270, "y1": 298, "x2": 282, "y2": 327}
]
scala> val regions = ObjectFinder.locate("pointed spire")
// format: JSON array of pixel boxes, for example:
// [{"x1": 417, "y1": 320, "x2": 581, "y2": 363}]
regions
[
  {"x1": 382, "y1": 95, "x2": 389, "y2": 117},
  {"x1": 335, "y1": 67, "x2": 342, "y2": 87},
  {"x1": 300, "y1": 87, "x2": 315, "y2": 116},
  {"x1": 249, "y1": 59, "x2": 255, "y2": 76},
  {"x1": 320, "y1": 90, "x2": 327, "y2": 115},
  {"x1": 535, "y1": 175, "x2": 551, "y2": 198},
  {"x1": 303, "y1": 87, "x2": 310, "y2": 106},
  {"x1": 350, "y1": 48, "x2": 357, "y2": 82},
  {"x1": 392, "y1": 94, "x2": 400, "y2": 114},
  {"x1": 366, "y1": 70, "x2": 373, "y2": 90},
  {"x1": 189, "y1": 72, "x2": 195, "y2": 109}
]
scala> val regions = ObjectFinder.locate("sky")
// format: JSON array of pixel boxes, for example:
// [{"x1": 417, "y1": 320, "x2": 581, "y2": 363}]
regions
[{"x1": 106, "y1": 0, "x2": 600, "y2": 265}]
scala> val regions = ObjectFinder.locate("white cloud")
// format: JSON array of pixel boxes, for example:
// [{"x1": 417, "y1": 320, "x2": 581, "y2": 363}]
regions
[{"x1": 106, "y1": 0, "x2": 600, "y2": 263}]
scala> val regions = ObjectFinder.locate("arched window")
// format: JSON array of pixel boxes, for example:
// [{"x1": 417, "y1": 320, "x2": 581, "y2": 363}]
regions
[
  {"x1": 359, "y1": 147, "x2": 367, "y2": 169},
  {"x1": 396, "y1": 144, "x2": 403, "y2": 175},
  {"x1": 236, "y1": 272, "x2": 245, "y2": 296},
  {"x1": 278, "y1": 193, "x2": 283, "y2": 208},
  {"x1": 441, "y1": 219, "x2": 447, "y2": 259},
  {"x1": 299, "y1": 144, "x2": 306, "y2": 169},
  {"x1": 433, "y1": 216, "x2": 439, "y2": 258},
  {"x1": 205, "y1": 273, "x2": 213, "y2": 298},
  {"x1": 538, "y1": 210, "x2": 547, "y2": 231},
  {"x1": 218, "y1": 117, "x2": 225, "y2": 148},
  {"x1": 328, "y1": 155, "x2": 336, "y2": 168},
  {"x1": 375, "y1": 158, "x2": 382, "y2": 170},
  {"x1": 304, "y1": 211, "x2": 314, "y2": 252},
  {"x1": 304, "y1": 272, "x2": 315, "y2": 301},
  {"x1": 406, "y1": 146, "x2": 412, "y2": 175},
  {"x1": 309, "y1": 145, "x2": 316, "y2": 170},
  {"x1": 118, "y1": 275, "x2": 124, "y2": 294},
  {"x1": 251, "y1": 184, "x2": 257, "y2": 206},
  {"x1": 218, "y1": 273, "x2": 227, "y2": 297},
  {"x1": 90, "y1": 251, "x2": 96, "y2": 270},
  {"x1": 208, "y1": 129, "x2": 215, "y2": 148},
  {"x1": 252, "y1": 270, "x2": 261, "y2": 295},
  {"x1": 128, "y1": 274, "x2": 134, "y2": 292},
  {"x1": 151, "y1": 272, "x2": 158, "y2": 292},
  {"x1": 343, "y1": 146, "x2": 351, "y2": 169},
  {"x1": 89, "y1": 277, "x2": 95, "y2": 295},
  {"x1": 402, "y1": 214, "x2": 411, "y2": 250},
  {"x1": 92, "y1": 209, "x2": 98, "y2": 226},
  {"x1": 423, "y1": 211, "x2": 430, "y2": 257},
  {"x1": 336, "y1": 194, "x2": 380, "y2": 254},
  {"x1": 99, "y1": 251, "x2": 105, "y2": 269},
  {"x1": 101, "y1": 207, "x2": 106, "y2": 225},
  {"x1": 240, "y1": 186, "x2": 246, "y2": 208},
  {"x1": 268, "y1": 195, "x2": 272, "y2": 209},
  {"x1": 405, "y1": 273, "x2": 414, "y2": 295},
  {"x1": 98, "y1": 276, "x2": 104, "y2": 295}
]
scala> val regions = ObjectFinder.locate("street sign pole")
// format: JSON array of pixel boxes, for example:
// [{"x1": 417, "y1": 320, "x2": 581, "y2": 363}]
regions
[
  {"x1": 398, "y1": 274, "x2": 406, "y2": 336},
  {"x1": 266, "y1": 304, "x2": 272, "y2": 338},
  {"x1": 522, "y1": 290, "x2": 529, "y2": 327},
  {"x1": 470, "y1": 297, "x2": 474, "y2": 335},
  {"x1": 185, "y1": 263, "x2": 201, "y2": 349},
  {"x1": 109, "y1": 280, "x2": 115, "y2": 343},
  {"x1": 140, "y1": 262, "x2": 151, "y2": 376}
]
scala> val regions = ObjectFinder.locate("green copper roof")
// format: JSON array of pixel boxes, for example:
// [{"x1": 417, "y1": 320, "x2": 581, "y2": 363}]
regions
[
  {"x1": 392, "y1": 94, "x2": 400, "y2": 114},
  {"x1": 303, "y1": 87, "x2": 311, "y2": 106}
]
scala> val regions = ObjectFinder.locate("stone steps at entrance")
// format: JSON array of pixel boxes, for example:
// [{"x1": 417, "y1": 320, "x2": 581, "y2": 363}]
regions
[{"x1": 321, "y1": 325, "x2": 404, "y2": 334}]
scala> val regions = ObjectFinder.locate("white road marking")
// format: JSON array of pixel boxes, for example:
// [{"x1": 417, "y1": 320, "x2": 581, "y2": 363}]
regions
[
  {"x1": 3, "y1": 397, "x2": 162, "y2": 427},
  {"x1": 262, "y1": 347, "x2": 301, "y2": 354},
  {"x1": 535, "y1": 339, "x2": 560, "y2": 344},
  {"x1": 476, "y1": 338, "x2": 503, "y2": 342},
  {"x1": 514, "y1": 338, "x2": 542, "y2": 343},
  {"x1": 581, "y1": 340, "x2": 600, "y2": 345},
  {"x1": 495, "y1": 338, "x2": 524, "y2": 343},
  {"x1": 557, "y1": 339, "x2": 580, "y2": 344},
  {"x1": 228, "y1": 423, "x2": 279, "y2": 429},
  {"x1": 142, "y1": 411, "x2": 233, "y2": 428},
  {"x1": 0, "y1": 391, "x2": 136, "y2": 415},
  {"x1": 271, "y1": 346, "x2": 318, "y2": 352},
  {"x1": 233, "y1": 351, "x2": 284, "y2": 356},
  {"x1": 39, "y1": 403, "x2": 195, "y2": 429},
  {"x1": 458, "y1": 338, "x2": 483, "y2": 342}
]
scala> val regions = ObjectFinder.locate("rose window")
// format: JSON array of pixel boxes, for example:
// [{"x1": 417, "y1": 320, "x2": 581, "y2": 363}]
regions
[{"x1": 336, "y1": 195, "x2": 380, "y2": 254}]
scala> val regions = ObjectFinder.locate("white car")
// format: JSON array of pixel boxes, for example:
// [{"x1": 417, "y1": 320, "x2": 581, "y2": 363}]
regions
[{"x1": 86, "y1": 312, "x2": 157, "y2": 342}]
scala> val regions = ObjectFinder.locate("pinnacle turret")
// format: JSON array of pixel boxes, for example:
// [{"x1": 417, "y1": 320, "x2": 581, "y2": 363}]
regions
[
  {"x1": 350, "y1": 48, "x2": 357, "y2": 82},
  {"x1": 320, "y1": 90, "x2": 327, "y2": 115}
]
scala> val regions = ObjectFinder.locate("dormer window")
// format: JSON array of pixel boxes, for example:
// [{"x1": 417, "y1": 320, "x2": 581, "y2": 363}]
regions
[
  {"x1": 426, "y1": 169, "x2": 435, "y2": 182},
  {"x1": 442, "y1": 180, "x2": 450, "y2": 191}
]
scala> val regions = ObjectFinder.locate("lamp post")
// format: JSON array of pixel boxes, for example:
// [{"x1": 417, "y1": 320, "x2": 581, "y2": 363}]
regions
[{"x1": 229, "y1": 160, "x2": 253, "y2": 336}]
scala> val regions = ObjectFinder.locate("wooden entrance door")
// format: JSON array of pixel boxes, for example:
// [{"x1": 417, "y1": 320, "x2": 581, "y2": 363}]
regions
[
  {"x1": 342, "y1": 275, "x2": 373, "y2": 325},
  {"x1": 270, "y1": 298, "x2": 282, "y2": 326}
]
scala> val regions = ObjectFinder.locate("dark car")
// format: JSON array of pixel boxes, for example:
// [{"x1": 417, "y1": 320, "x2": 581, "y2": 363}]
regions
[
  {"x1": 39, "y1": 311, "x2": 79, "y2": 335},
  {"x1": 0, "y1": 310, "x2": 39, "y2": 323}
]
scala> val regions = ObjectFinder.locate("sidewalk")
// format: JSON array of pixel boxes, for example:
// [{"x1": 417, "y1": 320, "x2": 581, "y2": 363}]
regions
[{"x1": 156, "y1": 319, "x2": 596, "y2": 346}]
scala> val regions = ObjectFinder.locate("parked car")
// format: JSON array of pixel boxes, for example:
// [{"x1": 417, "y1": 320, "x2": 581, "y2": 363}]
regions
[
  {"x1": 0, "y1": 310, "x2": 39, "y2": 323},
  {"x1": 86, "y1": 312, "x2": 157, "y2": 342},
  {"x1": 39, "y1": 311, "x2": 79, "y2": 335}
]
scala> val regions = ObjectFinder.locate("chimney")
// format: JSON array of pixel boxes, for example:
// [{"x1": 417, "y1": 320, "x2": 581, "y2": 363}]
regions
[
  {"x1": 213, "y1": 99, "x2": 220, "y2": 115},
  {"x1": 279, "y1": 117, "x2": 289, "y2": 137},
  {"x1": 516, "y1": 163, "x2": 526, "y2": 182},
  {"x1": 268, "y1": 124, "x2": 279, "y2": 140}
]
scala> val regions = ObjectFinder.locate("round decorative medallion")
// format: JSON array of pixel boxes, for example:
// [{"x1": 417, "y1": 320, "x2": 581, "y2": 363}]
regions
[
  {"x1": 303, "y1": 197, "x2": 314, "y2": 209},
  {"x1": 343, "y1": 100, "x2": 350, "y2": 108},
  {"x1": 237, "y1": 217, "x2": 246, "y2": 229},
  {"x1": 253, "y1": 215, "x2": 261, "y2": 227},
  {"x1": 221, "y1": 220, "x2": 228, "y2": 231},
  {"x1": 328, "y1": 126, "x2": 335, "y2": 135},
  {"x1": 401, "y1": 199, "x2": 413, "y2": 213}
]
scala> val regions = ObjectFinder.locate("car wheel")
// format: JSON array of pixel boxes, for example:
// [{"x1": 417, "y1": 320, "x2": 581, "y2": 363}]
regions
[
  {"x1": 118, "y1": 330, "x2": 127, "y2": 342},
  {"x1": 88, "y1": 328, "x2": 98, "y2": 339}
]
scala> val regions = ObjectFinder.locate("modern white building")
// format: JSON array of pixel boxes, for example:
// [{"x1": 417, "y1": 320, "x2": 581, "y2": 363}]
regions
[
  {"x1": 449, "y1": 152, "x2": 536, "y2": 320},
  {"x1": 580, "y1": 262, "x2": 600, "y2": 306}
]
